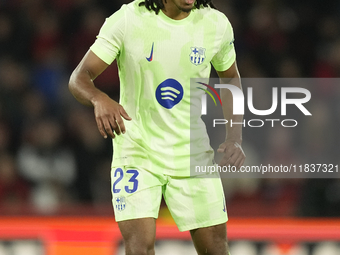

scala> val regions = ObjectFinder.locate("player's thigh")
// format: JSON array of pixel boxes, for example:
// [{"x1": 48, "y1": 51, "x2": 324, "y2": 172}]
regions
[
  {"x1": 111, "y1": 166, "x2": 164, "y2": 222},
  {"x1": 190, "y1": 223, "x2": 230, "y2": 255},
  {"x1": 163, "y1": 174, "x2": 228, "y2": 232},
  {"x1": 118, "y1": 218, "x2": 156, "y2": 254}
]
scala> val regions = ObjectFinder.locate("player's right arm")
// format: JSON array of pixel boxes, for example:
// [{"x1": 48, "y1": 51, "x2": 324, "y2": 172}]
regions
[{"x1": 68, "y1": 50, "x2": 131, "y2": 139}]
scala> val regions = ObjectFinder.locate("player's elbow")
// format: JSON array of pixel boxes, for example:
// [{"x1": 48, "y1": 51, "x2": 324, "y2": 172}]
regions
[{"x1": 68, "y1": 69, "x2": 80, "y2": 96}]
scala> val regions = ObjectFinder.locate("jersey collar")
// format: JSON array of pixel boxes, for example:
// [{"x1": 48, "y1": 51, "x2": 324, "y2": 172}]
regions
[{"x1": 158, "y1": 8, "x2": 195, "y2": 25}]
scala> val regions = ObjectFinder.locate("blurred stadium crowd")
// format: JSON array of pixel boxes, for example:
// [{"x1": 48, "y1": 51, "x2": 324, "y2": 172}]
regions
[{"x1": 0, "y1": 0, "x2": 340, "y2": 217}]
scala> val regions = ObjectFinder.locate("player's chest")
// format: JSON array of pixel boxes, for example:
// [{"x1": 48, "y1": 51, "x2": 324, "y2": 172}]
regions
[{"x1": 122, "y1": 22, "x2": 219, "y2": 69}]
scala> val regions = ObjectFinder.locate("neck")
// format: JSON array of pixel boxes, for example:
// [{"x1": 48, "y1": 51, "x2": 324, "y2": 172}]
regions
[{"x1": 161, "y1": 0, "x2": 193, "y2": 20}]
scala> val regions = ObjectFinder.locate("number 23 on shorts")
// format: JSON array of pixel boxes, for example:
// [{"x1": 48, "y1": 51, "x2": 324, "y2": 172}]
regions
[{"x1": 112, "y1": 168, "x2": 139, "y2": 194}]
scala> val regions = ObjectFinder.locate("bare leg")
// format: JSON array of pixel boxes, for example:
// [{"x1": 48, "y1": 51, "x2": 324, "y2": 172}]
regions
[
  {"x1": 190, "y1": 223, "x2": 230, "y2": 255},
  {"x1": 118, "y1": 218, "x2": 156, "y2": 255}
]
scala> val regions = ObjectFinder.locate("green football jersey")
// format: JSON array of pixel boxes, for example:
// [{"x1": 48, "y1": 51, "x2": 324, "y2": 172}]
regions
[{"x1": 90, "y1": 0, "x2": 236, "y2": 176}]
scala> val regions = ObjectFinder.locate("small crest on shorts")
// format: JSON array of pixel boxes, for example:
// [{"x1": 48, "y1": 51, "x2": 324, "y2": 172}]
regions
[
  {"x1": 190, "y1": 47, "x2": 206, "y2": 65},
  {"x1": 115, "y1": 196, "x2": 126, "y2": 211}
]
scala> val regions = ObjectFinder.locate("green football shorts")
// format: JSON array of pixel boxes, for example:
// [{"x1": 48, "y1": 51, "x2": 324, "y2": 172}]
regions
[{"x1": 111, "y1": 166, "x2": 228, "y2": 232}]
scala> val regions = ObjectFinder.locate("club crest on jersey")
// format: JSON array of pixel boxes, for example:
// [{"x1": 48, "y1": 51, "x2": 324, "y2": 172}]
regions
[
  {"x1": 115, "y1": 196, "x2": 126, "y2": 211},
  {"x1": 190, "y1": 47, "x2": 206, "y2": 66}
]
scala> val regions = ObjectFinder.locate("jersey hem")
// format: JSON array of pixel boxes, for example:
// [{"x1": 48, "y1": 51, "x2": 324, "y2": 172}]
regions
[{"x1": 111, "y1": 160, "x2": 192, "y2": 177}]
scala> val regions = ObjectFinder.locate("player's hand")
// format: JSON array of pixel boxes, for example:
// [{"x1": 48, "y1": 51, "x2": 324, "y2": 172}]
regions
[
  {"x1": 217, "y1": 140, "x2": 246, "y2": 169},
  {"x1": 93, "y1": 94, "x2": 132, "y2": 139}
]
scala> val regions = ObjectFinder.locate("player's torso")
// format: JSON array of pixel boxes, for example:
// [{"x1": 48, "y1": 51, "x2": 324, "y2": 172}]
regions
[
  {"x1": 118, "y1": 3, "x2": 224, "y2": 115},
  {"x1": 112, "y1": 3, "x2": 223, "y2": 174}
]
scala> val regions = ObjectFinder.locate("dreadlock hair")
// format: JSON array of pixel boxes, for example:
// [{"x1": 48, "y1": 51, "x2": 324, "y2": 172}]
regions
[{"x1": 139, "y1": 0, "x2": 216, "y2": 14}]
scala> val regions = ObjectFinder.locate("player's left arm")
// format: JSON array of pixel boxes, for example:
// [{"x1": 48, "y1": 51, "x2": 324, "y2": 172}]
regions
[{"x1": 216, "y1": 61, "x2": 246, "y2": 169}]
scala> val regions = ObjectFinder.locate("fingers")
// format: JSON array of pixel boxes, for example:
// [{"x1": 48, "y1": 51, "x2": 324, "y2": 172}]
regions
[
  {"x1": 225, "y1": 150, "x2": 240, "y2": 167},
  {"x1": 218, "y1": 147, "x2": 233, "y2": 167},
  {"x1": 115, "y1": 115, "x2": 125, "y2": 135},
  {"x1": 95, "y1": 117, "x2": 108, "y2": 139},
  {"x1": 238, "y1": 158, "x2": 246, "y2": 170},
  {"x1": 96, "y1": 116, "x2": 115, "y2": 139},
  {"x1": 228, "y1": 152, "x2": 245, "y2": 170},
  {"x1": 104, "y1": 118, "x2": 116, "y2": 138},
  {"x1": 218, "y1": 142, "x2": 246, "y2": 169},
  {"x1": 98, "y1": 115, "x2": 125, "y2": 139},
  {"x1": 94, "y1": 101, "x2": 132, "y2": 139},
  {"x1": 96, "y1": 113, "x2": 130, "y2": 139},
  {"x1": 120, "y1": 107, "x2": 132, "y2": 121},
  {"x1": 217, "y1": 143, "x2": 227, "y2": 153},
  {"x1": 116, "y1": 106, "x2": 132, "y2": 134}
]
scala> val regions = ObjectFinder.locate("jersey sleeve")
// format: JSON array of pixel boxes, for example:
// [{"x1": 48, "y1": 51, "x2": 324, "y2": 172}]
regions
[
  {"x1": 90, "y1": 5, "x2": 127, "y2": 65},
  {"x1": 211, "y1": 18, "x2": 236, "y2": 72}
]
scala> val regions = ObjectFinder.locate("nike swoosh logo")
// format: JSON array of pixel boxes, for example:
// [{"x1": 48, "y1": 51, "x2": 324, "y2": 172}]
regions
[{"x1": 146, "y1": 42, "x2": 154, "y2": 62}]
